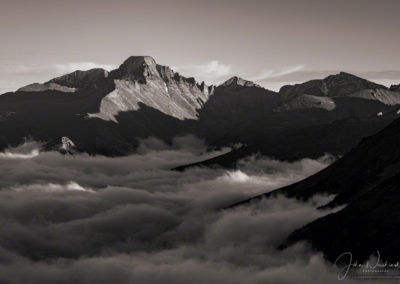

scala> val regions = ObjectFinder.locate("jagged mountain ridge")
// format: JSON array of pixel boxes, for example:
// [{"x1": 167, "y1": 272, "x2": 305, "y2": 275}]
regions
[
  {"x1": 1, "y1": 55, "x2": 400, "y2": 159},
  {"x1": 92, "y1": 56, "x2": 214, "y2": 122}
]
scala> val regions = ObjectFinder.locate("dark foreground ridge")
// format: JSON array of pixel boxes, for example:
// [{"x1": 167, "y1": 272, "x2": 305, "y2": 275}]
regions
[{"x1": 228, "y1": 117, "x2": 400, "y2": 263}]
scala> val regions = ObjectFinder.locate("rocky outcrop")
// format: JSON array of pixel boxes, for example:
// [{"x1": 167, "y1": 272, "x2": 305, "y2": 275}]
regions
[
  {"x1": 60, "y1": 136, "x2": 76, "y2": 150},
  {"x1": 390, "y1": 84, "x2": 400, "y2": 91},
  {"x1": 90, "y1": 56, "x2": 213, "y2": 122}
]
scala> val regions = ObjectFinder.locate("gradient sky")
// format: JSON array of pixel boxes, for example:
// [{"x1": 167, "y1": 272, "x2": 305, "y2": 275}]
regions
[{"x1": 1, "y1": 0, "x2": 399, "y2": 92}]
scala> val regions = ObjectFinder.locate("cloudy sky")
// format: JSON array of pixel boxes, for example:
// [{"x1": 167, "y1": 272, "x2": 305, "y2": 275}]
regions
[{"x1": 1, "y1": 0, "x2": 399, "y2": 92}]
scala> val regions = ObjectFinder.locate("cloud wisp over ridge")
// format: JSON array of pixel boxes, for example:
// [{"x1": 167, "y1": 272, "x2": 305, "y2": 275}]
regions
[
  {"x1": 249, "y1": 65, "x2": 305, "y2": 82},
  {"x1": 172, "y1": 60, "x2": 232, "y2": 84}
]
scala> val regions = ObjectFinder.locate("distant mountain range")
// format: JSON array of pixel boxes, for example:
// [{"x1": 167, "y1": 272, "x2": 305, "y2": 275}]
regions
[{"x1": 1, "y1": 55, "x2": 400, "y2": 161}]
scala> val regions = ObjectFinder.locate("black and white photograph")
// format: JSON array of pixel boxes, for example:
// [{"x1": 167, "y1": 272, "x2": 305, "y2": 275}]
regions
[{"x1": 1, "y1": 0, "x2": 400, "y2": 283}]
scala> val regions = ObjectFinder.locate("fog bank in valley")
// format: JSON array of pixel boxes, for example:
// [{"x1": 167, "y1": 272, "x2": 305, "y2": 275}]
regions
[{"x1": 0, "y1": 137, "x2": 365, "y2": 283}]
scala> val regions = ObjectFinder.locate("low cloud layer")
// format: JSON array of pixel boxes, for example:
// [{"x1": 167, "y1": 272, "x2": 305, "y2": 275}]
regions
[{"x1": 0, "y1": 138, "x2": 366, "y2": 283}]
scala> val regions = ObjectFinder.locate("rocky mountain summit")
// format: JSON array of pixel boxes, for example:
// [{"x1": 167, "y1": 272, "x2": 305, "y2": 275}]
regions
[{"x1": 89, "y1": 56, "x2": 213, "y2": 122}]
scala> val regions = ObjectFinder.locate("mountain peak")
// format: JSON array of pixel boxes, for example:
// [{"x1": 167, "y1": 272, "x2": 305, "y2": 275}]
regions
[
  {"x1": 111, "y1": 56, "x2": 159, "y2": 82},
  {"x1": 220, "y1": 76, "x2": 258, "y2": 87},
  {"x1": 325, "y1": 71, "x2": 364, "y2": 81},
  {"x1": 390, "y1": 84, "x2": 400, "y2": 91},
  {"x1": 338, "y1": 71, "x2": 355, "y2": 76},
  {"x1": 122, "y1": 56, "x2": 157, "y2": 67},
  {"x1": 323, "y1": 71, "x2": 387, "y2": 94}
]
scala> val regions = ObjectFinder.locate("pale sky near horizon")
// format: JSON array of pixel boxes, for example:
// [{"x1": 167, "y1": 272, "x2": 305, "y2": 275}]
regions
[{"x1": 1, "y1": 0, "x2": 399, "y2": 92}]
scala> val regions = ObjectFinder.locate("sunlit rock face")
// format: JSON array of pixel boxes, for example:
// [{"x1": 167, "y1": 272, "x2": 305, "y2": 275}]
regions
[{"x1": 90, "y1": 56, "x2": 213, "y2": 122}]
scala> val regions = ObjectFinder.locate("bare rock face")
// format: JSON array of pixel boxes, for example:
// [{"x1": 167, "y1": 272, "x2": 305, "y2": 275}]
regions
[
  {"x1": 90, "y1": 56, "x2": 213, "y2": 122},
  {"x1": 109, "y1": 56, "x2": 158, "y2": 83}
]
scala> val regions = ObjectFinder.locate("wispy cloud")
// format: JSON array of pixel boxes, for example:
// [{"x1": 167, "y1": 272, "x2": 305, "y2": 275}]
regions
[
  {"x1": 1, "y1": 62, "x2": 116, "y2": 76},
  {"x1": 173, "y1": 61, "x2": 232, "y2": 79},
  {"x1": 250, "y1": 65, "x2": 305, "y2": 82},
  {"x1": 54, "y1": 62, "x2": 117, "y2": 73}
]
